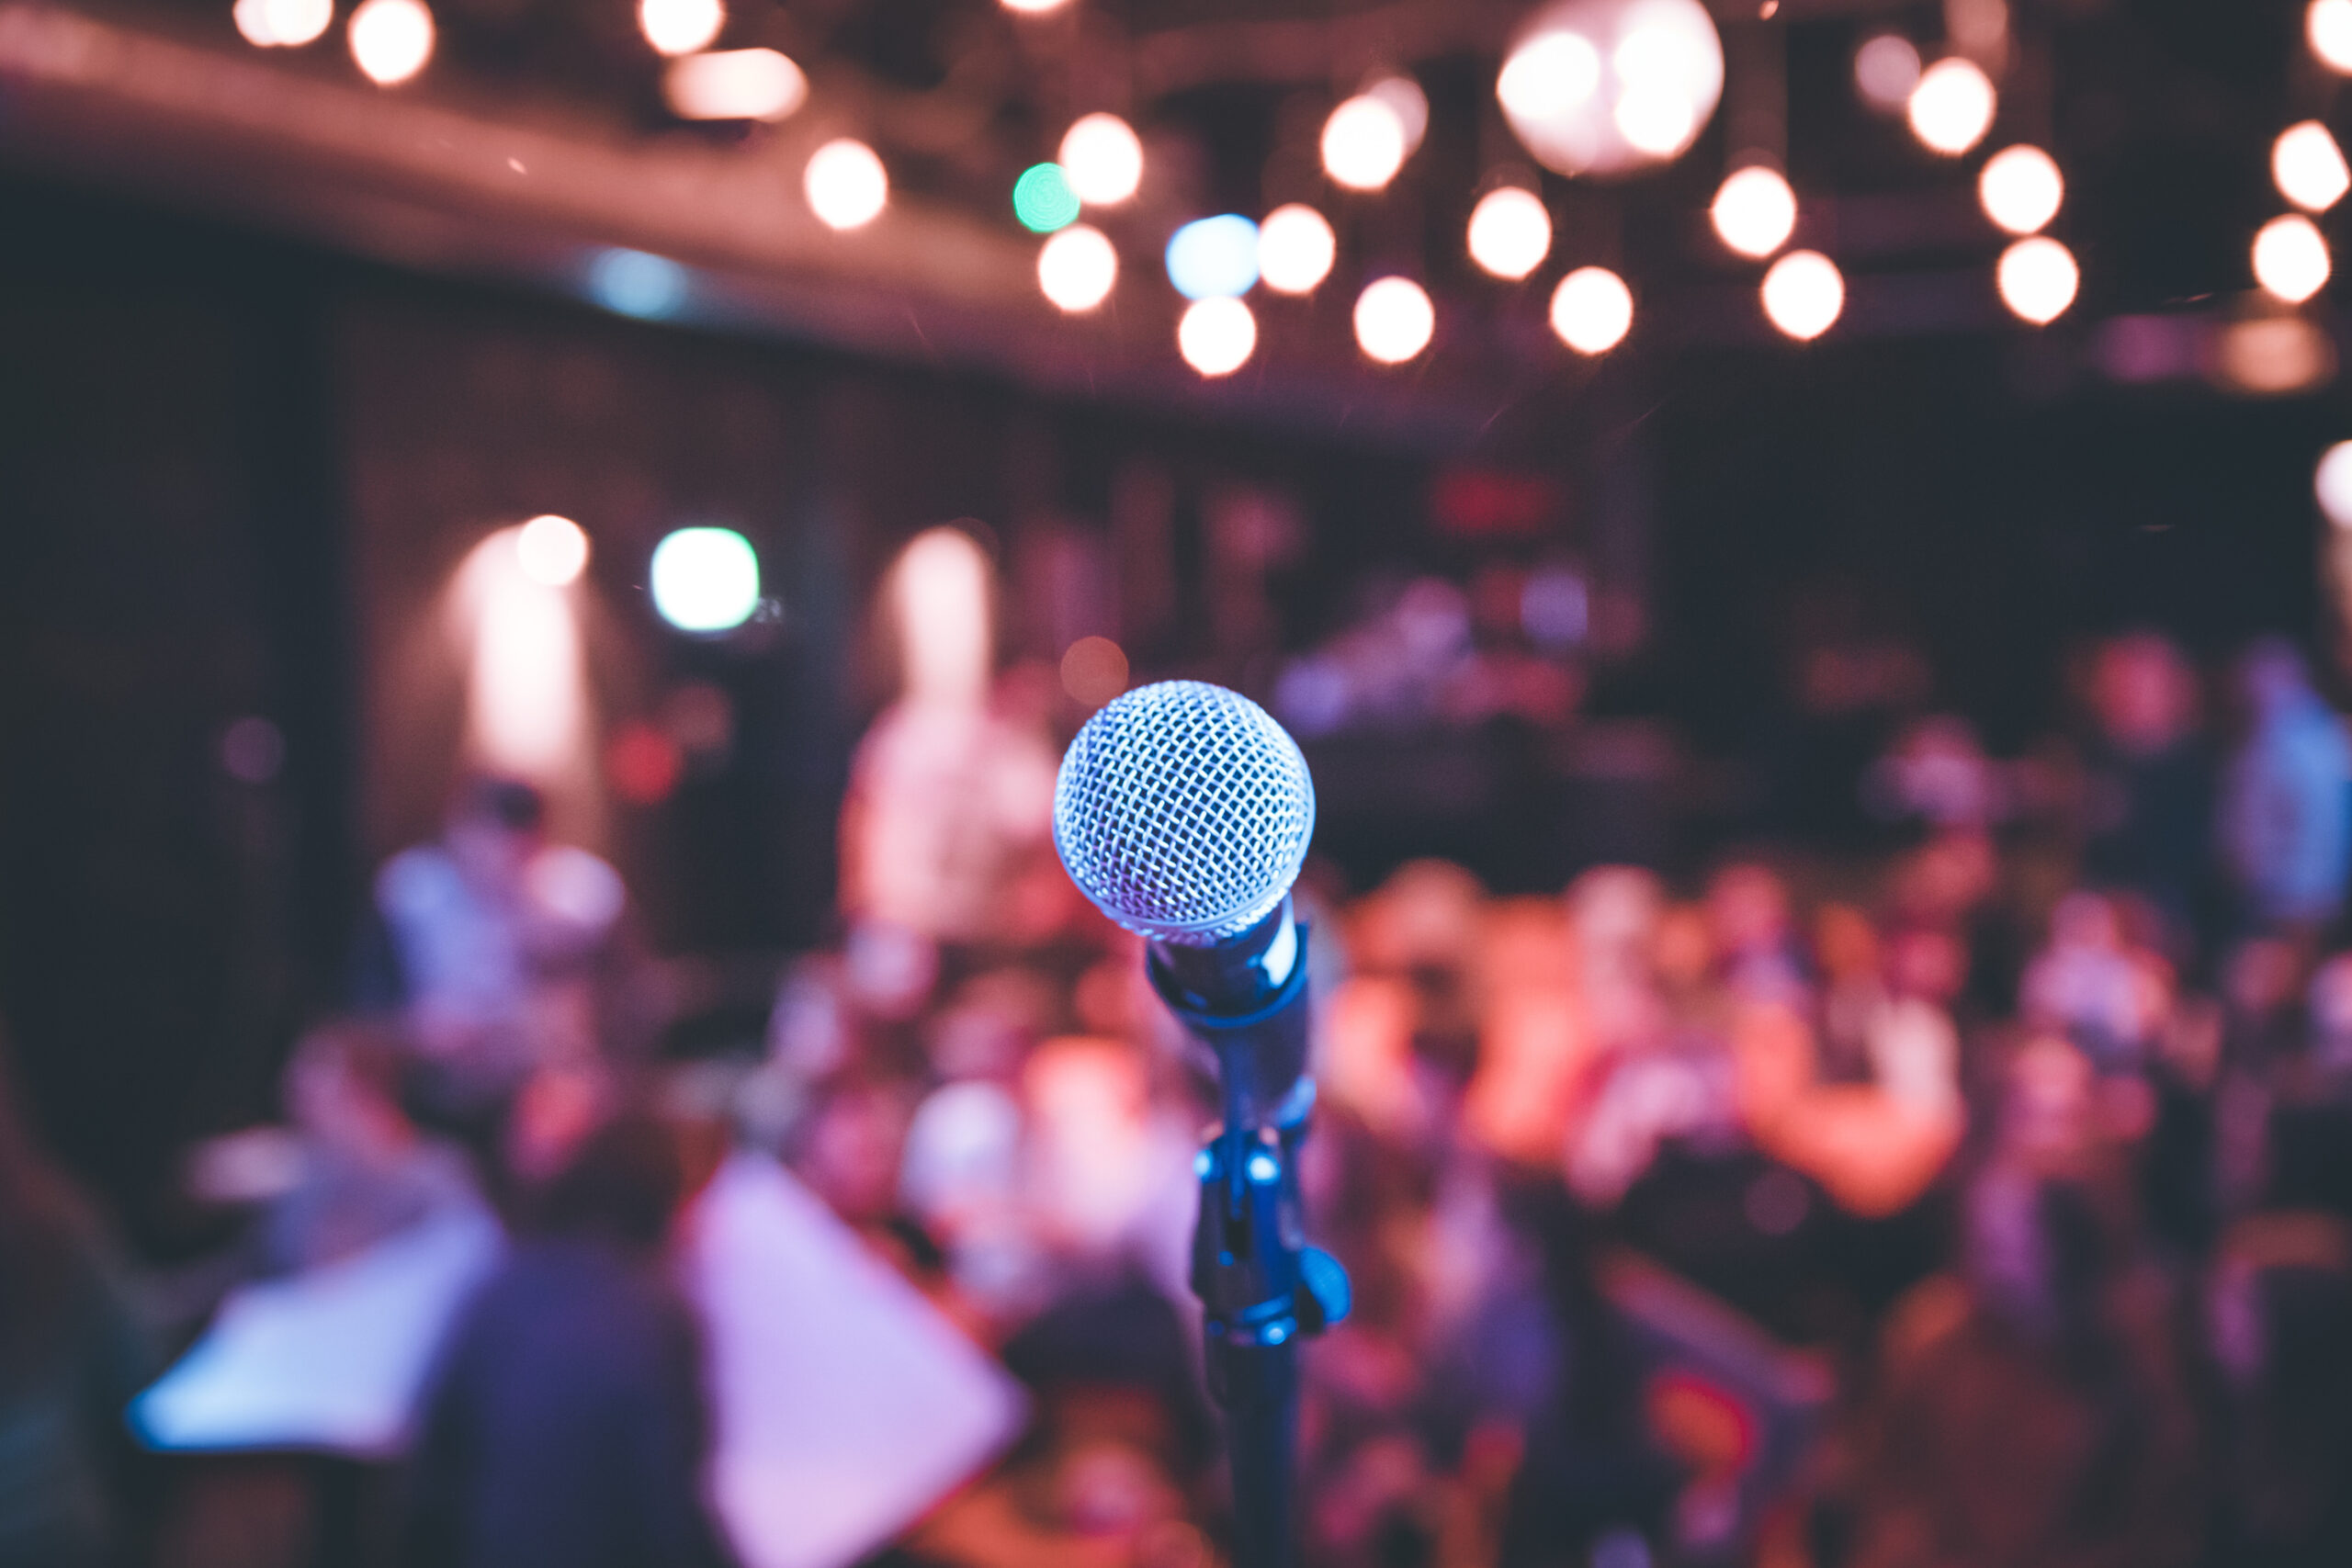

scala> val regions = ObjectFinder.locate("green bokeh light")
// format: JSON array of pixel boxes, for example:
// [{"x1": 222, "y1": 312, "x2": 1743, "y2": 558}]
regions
[{"x1": 1013, "y1": 164, "x2": 1081, "y2": 233}]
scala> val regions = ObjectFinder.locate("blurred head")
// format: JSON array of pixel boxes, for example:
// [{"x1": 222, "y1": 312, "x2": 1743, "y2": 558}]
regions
[
  {"x1": 1964, "y1": 1165, "x2": 2118, "y2": 1348},
  {"x1": 1886, "y1": 925, "x2": 1966, "y2": 1003},
  {"x1": 2049, "y1": 890, "x2": 2121, "y2": 953},
  {"x1": 2089, "y1": 632, "x2": 2198, "y2": 755},
  {"x1": 532, "y1": 1110, "x2": 685, "y2": 1251},
  {"x1": 1707, "y1": 862, "x2": 1791, "y2": 958},
  {"x1": 1814, "y1": 903, "x2": 1882, "y2": 986},
  {"x1": 447, "y1": 775, "x2": 547, "y2": 889}
]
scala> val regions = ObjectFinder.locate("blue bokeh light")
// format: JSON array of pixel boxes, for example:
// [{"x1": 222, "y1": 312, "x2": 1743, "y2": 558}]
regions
[
  {"x1": 588, "y1": 249, "x2": 689, "y2": 320},
  {"x1": 1165, "y1": 215, "x2": 1261, "y2": 300}
]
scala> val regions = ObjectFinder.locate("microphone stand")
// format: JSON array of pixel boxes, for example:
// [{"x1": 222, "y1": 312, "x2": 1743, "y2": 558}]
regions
[{"x1": 1148, "y1": 902, "x2": 1350, "y2": 1568}]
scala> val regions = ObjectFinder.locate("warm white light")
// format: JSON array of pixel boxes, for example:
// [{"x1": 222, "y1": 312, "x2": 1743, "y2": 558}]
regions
[
  {"x1": 893, "y1": 528, "x2": 992, "y2": 706},
  {"x1": 663, "y1": 49, "x2": 806, "y2": 121},
  {"x1": 1906, "y1": 58, "x2": 1996, "y2": 156},
  {"x1": 2276, "y1": 121, "x2": 2351, "y2": 213},
  {"x1": 2318, "y1": 440, "x2": 2352, "y2": 526},
  {"x1": 1258, "y1": 204, "x2": 1336, "y2": 295},
  {"x1": 1498, "y1": 32, "x2": 1602, "y2": 122},
  {"x1": 2313, "y1": 0, "x2": 2352, "y2": 73},
  {"x1": 1467, "y1": 188, "x2": 1553, "y2": 279},
  {"x1": 1322, "y1": 96, "x2": 1408, "y2": 191},
  {"x1": 1711, "y1": 166, "x2": 1796, "y2": 258},
  {"x1": 234, "y1": 0, "x2": 333, "y2": 48},
  {"x1": 1614, "y1": 87, "x2": 1697, "y2": 156},
  {"x1": 348, "y1": 0, "x2": 434, "y2": 85},
  {"x1": 1058, "y1": 114, "x2": 1143, "y2": 206},
  {"x1": 1997, "y1": 236, "x2": 2078, "y2": 324},
  {"x1": 1037, "y1": 223, "x2": 1117, "y2": 311},
  {"x1": 1549, "y1": 266, "x2": 1633, "y2": 354},
  {"x1": 805, "y1": 140, "x2": 888, "y2": 231},
  {"x1": 1367, "y1": 76, "x2": 1430, "y2": 154},
  {"x1": 458, "y1": 529, "x2": 587, "y2": 782},
  {"x1": 515, "y1": 515, "x2": 590, "y2": 586},
  {"x1": 1979, "y1": 145, "x2": 2064, "y2": 234},
  {"x1": 1762, "y1": 249, "x2": 1844, "y2": 340},
  {"x1": 1178, "y1": 298, "x2": 1256, "y2": 377},
  {"x1": 2256, "y1": 214, "x2": 2333, "y2": 304},
  {"x1": 1853, "y1": 33, "x2": 1921, "y2": 109},
  {"x1": 651, "y1": 527, "x2": 762, "y2": 633},
  {"x1": 1001, "y1": 0, "x2": 1073, "y2": 13},
  {"x1": 1353, "y1": 277, "x2": 1435, "y2": 364},
  {"x1": 639, "y1": 0, "x2": 723, "y2": 56}
]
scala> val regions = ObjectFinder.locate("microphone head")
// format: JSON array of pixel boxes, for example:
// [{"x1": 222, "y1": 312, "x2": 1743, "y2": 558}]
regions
[{"x1": 1053, "y1": 681, "x2": 1316, "y2": 946}]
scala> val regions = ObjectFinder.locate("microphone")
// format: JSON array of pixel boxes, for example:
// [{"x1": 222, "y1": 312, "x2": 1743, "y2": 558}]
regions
[
  {"x1": 1053, "y1": 680, "x2": 1317, "y2": 1129},
  {"x1": 1053, "y1": 680, "x2": 1345, "y2": 1568}
]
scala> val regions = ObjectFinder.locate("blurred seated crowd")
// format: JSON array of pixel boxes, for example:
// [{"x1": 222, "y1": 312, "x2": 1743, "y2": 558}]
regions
[{"x1": 11, "y1": 626, "x2": 2352, "y2": 1568}]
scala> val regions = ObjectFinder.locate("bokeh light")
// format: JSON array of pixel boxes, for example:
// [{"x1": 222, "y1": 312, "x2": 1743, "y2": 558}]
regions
[
  {"x1": 2317, "y1": 440, "x2": 2352, "y2": 526},
  {"x1": 1012, "y1": 164, "x2": 1081, "y2": 233},
  {"x1": 1549, "y1": 265, "x2": 1633, "y2": 354},
  {"x1": 1321, "y1": 96, "x2": 1408, "y2": 191},
  {"x1": 1037, "y1": 224, "x2": 1118, "y2": 312},
  {"x1": 1178, "y1": 298, "x2": 1257, "y2": 377},
  {"x1": 2256, "y1": 213, "x2": 2333, "y2": 304},
  {"x1": 805, "y1": 140, "x2": 888, "y2": 231},
  {"x1": 1166, "y1": 215, "x2": 1261, "y2": 300},
  {"x1": 1353, "y1": 277, "x2": 1435, "y2": 364},
  {"x1": 1001, "y1": 0, "x2": 1073, "y2": 13},
  {"x1": 1058, "y1": 114, "x2": 1143, "y2": 206},
  {"x1": 349, "y1": 0, "x2": 435, "y2": 85},
  {"x1": 2276, "y1": 121, "x2": 2351, "y2": 213},
  {"x1": 663, "y1": 49, "x2": 805, "y2": 121},
  {"x1": 2312, "y1": 0, "x2": 2352, "y2": 73},
  {"x1": 651, "y1": 527, "x2": 762, "y2": 633},
  {"x1": 1979, "y1": 145, "x2": 2064, "y2": 234},
  {"x1": 1853, "y1": 33, "x2": 1921, "y2": 110},
  {"x1": 1059, "y1": 637, "x2": 1130, "y2": 709},
  {"x1": 1906, "y1": 58, "x2": 1996, "y2": 156},
  {"x1": 588, "y1": 249, "x2": 689, "y2": 319},
  {"x1": 1996, "y1": 236, "x2": 2079, "y2": 324},
  {"x1": 1711, "y1": 166, "x2": 1796, "y2": 258},
  {"x1": 234, "y1": 0, "x2": 333, "y2": 48},
  {"x1": 515, "y1": 515, "x2": 590, "y2": 586},
  {"x1": 1762, "y1": 249, "x2": 1844, "y2": 340},
  {"x1": 639, "y1": 0, "x2": 723, "y2": 57},
  {"x1": 1466, "y1": 187, "x2": 1553, "y2": 280},
  {"x1": 1497, "y1": 0, "x2": 1723, "y2": 177},
  {"x1": 1257, "y1": 205, "x2": 1337, "y2": 295}
]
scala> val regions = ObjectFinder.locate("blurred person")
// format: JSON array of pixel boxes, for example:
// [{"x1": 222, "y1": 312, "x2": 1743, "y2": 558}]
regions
[
  {"x1": 2020, "y1": 892, "x2": 2174, "y2": 1076},
  {"x1": 2217, "y1": 637, "x2": 2352, "y2": 935},
  {"x1": 2205, "y1": 1212, "x2": 2352, "y2": 1565},
  {"x1": 0, "y1": 1033, "x2": 154, "y2": 1568},
  {"x1": 2074, "y1": 632, "x2": 2212, "y2": 948},
  {"x1": 1846, "y1": 1166, "x2": 2204, "y2": 1568},
  {"x1": 1864, "y1": 714, "x2": 2010, "y2": 833},
  {"x1": 375, "y1": 777, "x2": 629, "y2": 1121},
  {"x1": 402, "y1": 1112, "x2": 733, "y2": 1568},
  {"x1": 1707, "y1": 862, "x2": 1810, "y2": 1011}
]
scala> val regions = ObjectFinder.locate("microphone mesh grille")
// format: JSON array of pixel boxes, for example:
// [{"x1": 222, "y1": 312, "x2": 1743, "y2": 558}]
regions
[{"x1": 1053, "y1": 681, "x2": 1316, "y2": 944}]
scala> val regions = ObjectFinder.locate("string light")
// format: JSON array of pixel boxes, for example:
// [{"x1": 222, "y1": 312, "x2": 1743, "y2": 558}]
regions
[
  {"x1": 805, "y1": 140, "x2": 888, "y2": 231},
  {"x1": 1257, "y1": 205, "x2": 1336, "y2": 295},
  {"x1": 1366, "y1": 76, "x2": 1430, "y2": 155},
  {"x1": 1549, "y1": 266, "x2": 1633, "y2": 354},
  {"x1": 234, "y1": 0, "x2": 333, "y2": 48},
  {"x1": 1178, "y1": 298, "x2": 1257, "y2": 377},
  {"x1": 2312, "y1": 0, "x2": 2352, "y2": 73},
  {"x1": 1466, "y1": 188, "x2": 1554, "y2": 280},
  {"x1": 1001, "y1": 0, "x2": 1074, "y2": 13},
  {"x1": 349, "y1": 0, "x2": 434, "y2": 85},
  {"x1": 1711, "y1": 166, "x2": 1797, "y2": 258},
  {"x1": 1321, "y1": 96, "x2": 1408, "y2": 191},
  {"x1": 1166, "y1": 215, "x2": 1261, "y2": 300},
  {"x1": 2255, "y1": 213, "x2": 2332, "y2": 304},
  {"x1": 1058, "y1": 114, "x2": 1143, "y2": 206},
  {"x1": 639, "y1": 0, "x2": 723, "y2": 57},
  {"x1": 1853, "y1": 33, "x2": 1921, "y2": 110},
  {"x1": 1979, "y1": 145, "x2": 2064, "y2": 234},
  {"x1": 1997, "y1": 236, "x2": 2078, "y2": 324},
  {"x1": 515, "y1": 516, "x2": 590, "y2": 587},
  {"x1": 1906, "y1": 58, "x2": 1996, "y2": 156},
  {"x1": 1762, "y1": 249, "x2": 1844, "y2": 339},
  {"x1": 2317, "y1": 439, "x2": 2352, "y2": 526},
  {"x1": 1354, "y1": 277, "x2": 1436, "y2": 363},
  {"x1": 1037, "y1": 224, "x2": 1118, "y2": 312},
  {"x1": 2276, "y1": 121, "x2": 2351, "y2": 213},
  {"x1": 662, "y1": 49, "x2": 806, "y2": 121},
  {"x1": 1012, "y1": 164, "x2": 1080, "y2": 233}
]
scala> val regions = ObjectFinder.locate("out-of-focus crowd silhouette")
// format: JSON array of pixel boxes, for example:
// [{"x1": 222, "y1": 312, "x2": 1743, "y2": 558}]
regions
[{"x1": 13, "y1": 622, "x2": 2352, "y2": 1568}]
